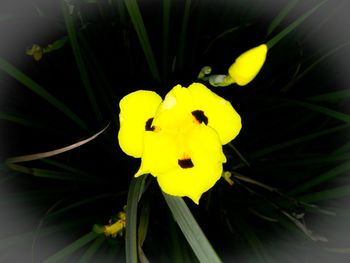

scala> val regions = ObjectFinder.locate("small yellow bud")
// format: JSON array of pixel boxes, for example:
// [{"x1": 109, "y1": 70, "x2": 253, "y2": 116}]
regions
[{"x1": 228, "y1": 44, "x2": 268, "y2": 86}]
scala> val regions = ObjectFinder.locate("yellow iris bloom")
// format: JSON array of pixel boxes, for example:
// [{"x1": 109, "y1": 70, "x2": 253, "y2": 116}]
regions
[{"x1": 118, "y1": 83, "x2": 241, "y2": 204}]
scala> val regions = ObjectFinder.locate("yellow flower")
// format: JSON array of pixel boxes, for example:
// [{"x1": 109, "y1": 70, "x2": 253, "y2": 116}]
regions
[
  {"x1": 118, "y1": 83, "x2": 241, "y2": 204},
  {"x1": 228, "y1": 44, "x2": 268, "y2": 86},
  {"x1": 26, "y1": 44, "x2": 43, "y2": 61}
]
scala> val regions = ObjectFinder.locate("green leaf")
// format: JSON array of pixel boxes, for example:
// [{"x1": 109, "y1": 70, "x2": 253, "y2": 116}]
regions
[
  {"x1": 235, "y1": 218, "x2": 271, "y2": 262},
  {"x1": 176, "y1": 0, "x2": 191, "y2": 70},
  {"x1": 43, "y1": 232, "x2": 98, "y2": 263},
  {"x1": 251, "y1": 124, "x2": 349, "y2": 159},
  {"x1": 0, "y1": 57, "x2": 88, "y2": 130},
  {"x1": 162, "y1": 0, "x2": 171, "y2": 81},
  {"x1": 163, "y1": 193, "x2": 222, "y2": 263},
  {"x1": 266, "y1": 0, "x2": 299, "y2": 36},
  {"x1": 281, "y1": 41, "x2": 350, "y2": 92},
  {"x1": 290, "y1": 100, "x2": 350, "y2": 124},
  {"x1": 298, "y1": 185, "x2": 350, "y2": 203},
  {"x1": 267, "y1": 0, "x2": 327, "y2": 49},
  {"x1": 61, "y1": 0, "x2": 103, "y2": 121},
  {"x1": 288, "y1": 160, "x2": 350, "y2": 196},
  {"x1": 123, "y1": 0, "x2": 160, "y2": 81},
  {"x1": 125, "y1": 176, "x2": 147, "y2": 263},
  {"x1": 77, "y1": 236, "x2": 105, "y2": 263},
  {"x1": 307, "y1": 89, "x2": 350, "y2": 103}
]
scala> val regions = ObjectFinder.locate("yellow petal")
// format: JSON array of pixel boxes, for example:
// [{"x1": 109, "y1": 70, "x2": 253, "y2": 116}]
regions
[
  {"x1": 188, "y1": 83, "x2": 242, "y2": 145},
  {"x1": 135, "y1": 130, "x2": 178, "y2": 177},
  {"x1": 228, "y1": 44, "x2": 267, "y2": 86},
  {"x1": 156, "y1": 124, "x2": 225, "y2": 204},
  {"x1": 118, "y1": 90, "x2": 162, "y2": 157},
  {"x1": 152, "y1": 84, "x2": 193, "y2": 130}
]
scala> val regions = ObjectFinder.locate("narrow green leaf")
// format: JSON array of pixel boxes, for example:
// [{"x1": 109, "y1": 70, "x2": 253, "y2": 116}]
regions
[
  {"x1": 123, "y1": 0, "x2": 160, "y2": 81},
  {"x1": 298, "y1": 185, "x2": 350, "y2": 203},
  {"x1": 138, "y1": 198, "x2": 150, "y2": 247},
  {"x1": 43, "y1": 232, "x2": 98, "y2": 263},
  {"x1": 26, "y1": 168, "x2": 96, "y2": 181},
  {"x1": 333, "y1": 141, "x2": 350, "y2": 155},
  {"x1": 40, "y1": 159, "x2": 91, "y2": 177},
  {"x1": 235, "y1": 218, "x2": 271, "y2": 262},
  {"x1": 281, "y1": 41, "x2": 350, "y2": 92},
  {"x1": 288, "y1": 160, "x2": 350, "y2": 196},
  {"x1": 203, "y1": 26, "x2": 241, "y2": 55},
  {"x1": 0, "y1": 57, "x2": 88, "y2": 130},
  {"x1": 291, "y1": 100, "x2": 350, "y2": 123},
  {"x1": 61, "y1": 0, "x2": 103, "y2": 121},
  {"x1": 48, "y1": 193, "x2": 123, "y2": 218},
  {"x1": 267, "y1": 0, "x2": 327, "y2": 49},
  {"x1": 77, "y1": 235, "x2": 105, "y2": 263},
  {"x1": 163, "y1": 193, "x2": 222, "y2": 263},
  {"x1": 251, "y1": 124, "x2": 348, "y2": 159},
  {"x1": 266, "y1": 0, "x2": 299, "y2": 36},
  {"x1": 0, "y1": 112, "x2": 45, "y2": 128},
  {"x1": 176, "y1": 0, "x2": 191, "y2": 69},
  {"x1": 126, "y1": 176, "x2": 147, "y2": 263},
  {"x1": 162, "y1": 0, "x2": 171, "y2": 81},
  {"x1": 307, "y1": 89, "x2": 350, "y2": 103}
]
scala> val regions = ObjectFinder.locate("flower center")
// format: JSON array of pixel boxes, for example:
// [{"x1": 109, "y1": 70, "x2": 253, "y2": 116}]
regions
[
  {"x1": 145, "y1": 118, "x2": 155, "y2": 131},
  {"x1": 191, "y1": 110, "x2": 208, "y2": 125},
  {"x1": 178, "y1": 158, "x2": 194, "y2": 169}
]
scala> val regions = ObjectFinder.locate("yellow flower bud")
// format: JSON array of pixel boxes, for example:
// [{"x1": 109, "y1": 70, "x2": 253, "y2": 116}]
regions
[{"x1": 228, "y1": 44, "x2": 268, "y2": 86}]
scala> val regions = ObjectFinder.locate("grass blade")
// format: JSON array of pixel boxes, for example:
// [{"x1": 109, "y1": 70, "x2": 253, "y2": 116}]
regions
[
  {"x1": 123, "y1": 0, "x2": 160, "y2": 81},
  {"x1": 77, "y1": 235, "x2": 105, "y2": 263},
  {"x1": 281, "y1": 41, "x2": 350, "y2": 92},
  {"x1": 125, "y1": 176, "x2": 146, "y2": 263},
  {"x1": 267, "y1": 0, "x2": 327, "y2": 49},
  {"x1": 163, "y1": 193, "x2": 222, "y2": 263},
  {"x1": 235, "y1": 218, "x2": 271, "y2": 262},
  {"x1": 0, "y1": 111, "x2": 46, "y2": 128},
  {"x1": 266, "y1": 0, "x2": 299, "y2": 36},
  {"x1": 290, "y1": 100, "x2": 350, "y2": 124},
  {"x1": 251, "y1": 124, "x2": 348, "y2": 159},
  {"x1": 162, "y1": 0, "x2": 171, "y2": 81},
  {"x1": 298, "y1": 185, "x2": 350, "y2": 203},
  {"x1": 0, "y1": 57, "x2": 88, "y2": 130},
  {"x1": 288, "y1": 160, "x2": 350, "y2": 196},
  {"x1": 176, "y1": 0, "x2": 191, "y2": 70},
  {"x1": 307, "y1": 89, "x2": 350, "y2": 103},
  {"x1": 43, "y1": 232, "x2": 98, "y2": 263},
  {"x1": 61, "y1": 0, "x2": 103, "y2": 121}
]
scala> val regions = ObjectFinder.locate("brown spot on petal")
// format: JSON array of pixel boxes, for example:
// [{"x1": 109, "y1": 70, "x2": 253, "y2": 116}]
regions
[
  {"x1": 192, "y1": 110, "x2": 208, "y2": 125},
  {"x1": 178, "y1": 158, "x2": 194, "y2": 169},
  {"x1": 145, "y1": 118, "x2": 155, "y2": 131}
]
